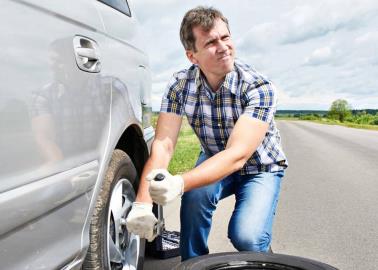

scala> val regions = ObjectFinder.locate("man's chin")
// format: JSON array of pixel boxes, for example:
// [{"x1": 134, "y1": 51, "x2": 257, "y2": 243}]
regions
[{"x1": 224, "y1": 59, "x2": 235, "y2": 73}]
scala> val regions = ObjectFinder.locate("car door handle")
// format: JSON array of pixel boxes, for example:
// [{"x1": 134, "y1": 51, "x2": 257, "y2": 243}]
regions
[
  {"x1": 73, "y1": 36, "x2": 101, "y2": 73},
  {"x1": 76, "y1": 48, "x2": 99, "y2": 61}
]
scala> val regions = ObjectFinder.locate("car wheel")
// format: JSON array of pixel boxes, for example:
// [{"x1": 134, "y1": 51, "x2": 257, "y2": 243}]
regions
[
  {"x1": 172, "y1": 251, "x2": 337, "y2": 270},
  {"x1": 83, "y1": 149, "x2": 145, "y2": 270}
]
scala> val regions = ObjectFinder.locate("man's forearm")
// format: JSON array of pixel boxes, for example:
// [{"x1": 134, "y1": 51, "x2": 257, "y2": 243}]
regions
[
  {"x1": 135, "y1": 159, "x2": 158, "y2": 203},
  {"x1": 135, "y1": 142, "x2": 172, "y2": 203},
  {"x1": 181, "y1": 116, "x2": 268, "y2": 192},
  {"x1": 181, "y1": 147, "x2": 247, "y2": 192}
]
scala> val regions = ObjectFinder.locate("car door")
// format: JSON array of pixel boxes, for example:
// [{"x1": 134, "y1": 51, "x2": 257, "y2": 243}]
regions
[
  {"x1": 0, "y1": 0, "x2": 111, "y2": 269},
  {"x1": 95, "y1": 0, "x2": 151, "y2": 127}
]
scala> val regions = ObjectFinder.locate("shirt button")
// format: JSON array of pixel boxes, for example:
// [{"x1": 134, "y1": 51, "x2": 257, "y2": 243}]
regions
[{"x1": 218, "y1": 123, "x2": 222, "y2": 127}]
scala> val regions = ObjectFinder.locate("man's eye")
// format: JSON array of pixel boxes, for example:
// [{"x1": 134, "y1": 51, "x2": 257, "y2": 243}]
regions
[{"x1": 222, "y1": 36, "x2": 230, "y2": 41}]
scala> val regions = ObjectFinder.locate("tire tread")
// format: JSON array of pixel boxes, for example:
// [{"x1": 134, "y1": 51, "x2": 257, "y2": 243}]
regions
[{"x1": 82, "y1": 149, "x2": 143, "y2": 270}]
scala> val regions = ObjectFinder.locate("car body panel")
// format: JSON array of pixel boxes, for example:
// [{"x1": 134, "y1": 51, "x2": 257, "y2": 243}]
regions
[
  {"x1": 0, "y1": 163, "x2": 98, "y2": 270},
  {"x1": 0, "y1": 0, "x2": 110, "y2": 190},
  {"x1": 0, "y1": 0, "x2": 153, "y2": 269}
]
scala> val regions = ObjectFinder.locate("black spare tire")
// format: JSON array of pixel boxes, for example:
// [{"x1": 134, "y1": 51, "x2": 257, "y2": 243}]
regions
[{"x1": 172, "y1": 252, "x2": 338, "y2": 270}]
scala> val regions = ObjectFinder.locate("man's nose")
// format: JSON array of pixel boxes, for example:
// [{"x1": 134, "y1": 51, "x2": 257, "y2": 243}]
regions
[{"x1": 216, "y1": 40, "x2": 228, "y2": 53}]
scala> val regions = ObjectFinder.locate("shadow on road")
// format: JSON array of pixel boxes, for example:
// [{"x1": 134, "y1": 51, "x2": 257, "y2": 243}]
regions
[{"x1": 144, "y1": 255, "x2": 181, "y2": 270}]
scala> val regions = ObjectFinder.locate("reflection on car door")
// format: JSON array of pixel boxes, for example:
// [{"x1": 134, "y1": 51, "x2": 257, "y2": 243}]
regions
[{"x1": 0, "y1": 1, "x2": 111, "y2": 269}]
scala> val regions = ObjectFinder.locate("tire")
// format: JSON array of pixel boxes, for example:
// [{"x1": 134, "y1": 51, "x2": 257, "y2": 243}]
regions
[
  {"x1": 83, "y1": 149, "x2": 145, "y2": 270},
  {"x1": 172, "y1": 252, "x2": 338, "y2": 270}
]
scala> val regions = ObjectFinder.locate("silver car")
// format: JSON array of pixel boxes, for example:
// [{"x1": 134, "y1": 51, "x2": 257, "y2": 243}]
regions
[{"x1": 0, "y1": 1, "x2": 154, "y2": 269}]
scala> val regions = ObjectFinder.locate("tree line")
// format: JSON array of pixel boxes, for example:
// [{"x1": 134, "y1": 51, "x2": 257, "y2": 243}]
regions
[{"x1": 276, "y1": 99, "x2": 378, "y2": 126}]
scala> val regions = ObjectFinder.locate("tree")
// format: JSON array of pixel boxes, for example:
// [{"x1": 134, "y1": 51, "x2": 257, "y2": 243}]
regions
[{"x1": 328, "y1": 99, "x2": 352, "y2": 122}]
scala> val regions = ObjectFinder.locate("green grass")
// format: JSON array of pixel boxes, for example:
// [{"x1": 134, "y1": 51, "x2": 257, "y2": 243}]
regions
[
  {"x1": 152, "y1": 113, "x2": 201, "y2": 175},
  {"x1": 310, "y1": 118, "x2": 378, "y2": 131},
  {"x1": 275, "y1": 115, "x2": 301, "y2": 121},
  {"x1": 278, "y1": 116, "x2": 378, "y2": 131}
]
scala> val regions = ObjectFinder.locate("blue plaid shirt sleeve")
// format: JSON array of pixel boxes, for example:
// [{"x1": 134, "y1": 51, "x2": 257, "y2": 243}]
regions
[
  {"x1": 160, "y1": 75, "x2": 184, "y2": 116},
  {"x1": 242, "y1": 80, "x2": 277, "y2": 123}
]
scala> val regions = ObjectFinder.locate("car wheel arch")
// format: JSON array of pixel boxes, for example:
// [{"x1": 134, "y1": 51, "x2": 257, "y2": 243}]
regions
[{"x1": 115, "y1": 123, "x2": 149, "y2": 191}]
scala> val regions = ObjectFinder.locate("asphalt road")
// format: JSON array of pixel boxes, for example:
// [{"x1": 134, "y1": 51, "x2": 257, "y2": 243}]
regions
[{"x1": 144, "y1": 120, "x2": 378, "y2": 270}]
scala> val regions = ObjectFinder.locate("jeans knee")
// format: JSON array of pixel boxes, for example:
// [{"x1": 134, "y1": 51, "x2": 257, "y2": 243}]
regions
[
  {"x1": 182, "y1": 187, "x2": 217, "y2": 212},
  {"x1": 228, "y1": 229, "x2": 271, "y2": 252}
]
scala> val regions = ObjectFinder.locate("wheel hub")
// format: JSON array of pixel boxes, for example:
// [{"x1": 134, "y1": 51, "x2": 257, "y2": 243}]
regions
[{"x1": 107, "y1": 179, "x2": 140, "y2": 270}]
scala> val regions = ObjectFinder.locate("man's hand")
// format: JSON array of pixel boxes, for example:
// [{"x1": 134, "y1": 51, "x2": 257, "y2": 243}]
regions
[
  {"x1": 147, "y1": 169, "x2": 184, "y2": 205},
  {"x1": 126, "y1": 202, "x2": 157, "y2": 242}
]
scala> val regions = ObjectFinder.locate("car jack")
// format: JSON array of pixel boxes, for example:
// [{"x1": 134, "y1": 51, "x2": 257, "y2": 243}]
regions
[{"x1": 146, "y1": 203, "x2": 181, "y2": 259}]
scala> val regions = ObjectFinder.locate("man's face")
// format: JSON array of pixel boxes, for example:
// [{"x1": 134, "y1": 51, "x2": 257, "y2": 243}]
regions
[{"x1": 187, "y1": 18, "x2": 235, "y2": 81}]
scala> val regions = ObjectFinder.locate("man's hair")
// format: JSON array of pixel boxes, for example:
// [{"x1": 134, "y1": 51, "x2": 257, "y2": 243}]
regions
[{"x1": 180, "y1": 6, "x2": 230, "y2": 52}]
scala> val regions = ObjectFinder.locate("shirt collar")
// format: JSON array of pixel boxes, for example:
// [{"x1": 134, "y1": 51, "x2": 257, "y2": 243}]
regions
[{"x1": 194, "y1": 64, "x2": 238, "y2": 95}]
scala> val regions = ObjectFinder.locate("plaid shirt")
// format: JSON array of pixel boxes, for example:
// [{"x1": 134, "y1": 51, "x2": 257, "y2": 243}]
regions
[{"x1": 160, "y1": 60, "x2": 288, "y2": 174}]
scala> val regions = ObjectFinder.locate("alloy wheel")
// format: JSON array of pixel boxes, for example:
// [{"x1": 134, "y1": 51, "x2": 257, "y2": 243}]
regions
[{"x1": 107, "y1": 179, "x2": 140, "y2": 270}]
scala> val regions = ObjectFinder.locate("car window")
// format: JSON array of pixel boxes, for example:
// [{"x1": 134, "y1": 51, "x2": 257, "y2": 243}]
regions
[{"x1": 98, "y1": 0, "x2": 131, "y2": 17}]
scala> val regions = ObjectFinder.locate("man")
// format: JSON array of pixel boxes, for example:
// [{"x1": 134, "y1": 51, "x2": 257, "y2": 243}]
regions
[{"x1": 126, "y1": 6, "x2": 288, "y2": 261}]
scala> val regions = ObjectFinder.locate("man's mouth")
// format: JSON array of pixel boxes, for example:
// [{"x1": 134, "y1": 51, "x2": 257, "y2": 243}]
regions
[{"x1": 219, "y1": 54, "x2": 231, "y2": 61}]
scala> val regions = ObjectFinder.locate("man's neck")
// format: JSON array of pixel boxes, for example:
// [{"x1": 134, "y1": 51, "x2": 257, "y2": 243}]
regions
[{"x1": 201, "y1": 72, "x2": 225, "y2": 92}]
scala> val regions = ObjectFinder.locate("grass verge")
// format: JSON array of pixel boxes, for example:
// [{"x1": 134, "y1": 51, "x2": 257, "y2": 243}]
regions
[{"x1": 278, "y1": 117, "x2": 378, "y2": 131}]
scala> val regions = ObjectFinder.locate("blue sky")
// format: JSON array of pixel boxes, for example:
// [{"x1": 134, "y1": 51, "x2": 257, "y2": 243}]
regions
[{"x1": 131, "y1": 0, "x2": 378, "y2": 111}]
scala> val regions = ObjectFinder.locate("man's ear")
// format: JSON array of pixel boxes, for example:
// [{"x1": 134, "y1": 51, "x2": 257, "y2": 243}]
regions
[{"x1": 186, "y1": 50, "x2": 198, "y2": 64}]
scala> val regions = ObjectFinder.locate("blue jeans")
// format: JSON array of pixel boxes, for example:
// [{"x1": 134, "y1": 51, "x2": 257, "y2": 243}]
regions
[{"x1": 180, "y1": 152, "x2": 284, "y2": 261}]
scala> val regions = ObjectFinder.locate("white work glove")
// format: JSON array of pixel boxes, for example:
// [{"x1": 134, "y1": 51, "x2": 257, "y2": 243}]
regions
[
  {"x1": 125, "y1": 202, "x2": 157, "y2": 242},
  {"x1": 147, "y1": 169, "x2": 184, "y2": 205}
]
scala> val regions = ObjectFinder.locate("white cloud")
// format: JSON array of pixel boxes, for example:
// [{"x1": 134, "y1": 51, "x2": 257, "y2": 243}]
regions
[
  {"x1": 286, "y1": 0, "x2": 378, "y2": 43},
  {"x1": 236, "y1": 22, "x2": 281, "y2": 51},
  {"x1": 304, "y1": 46, "x2": 333, "y2": 66},
  {"x1": 236, "y1": 0, "x2": 378, "y2": 49},
  {"x1": 355, "y1": 31, "x2": 378, "y2": 44}
]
